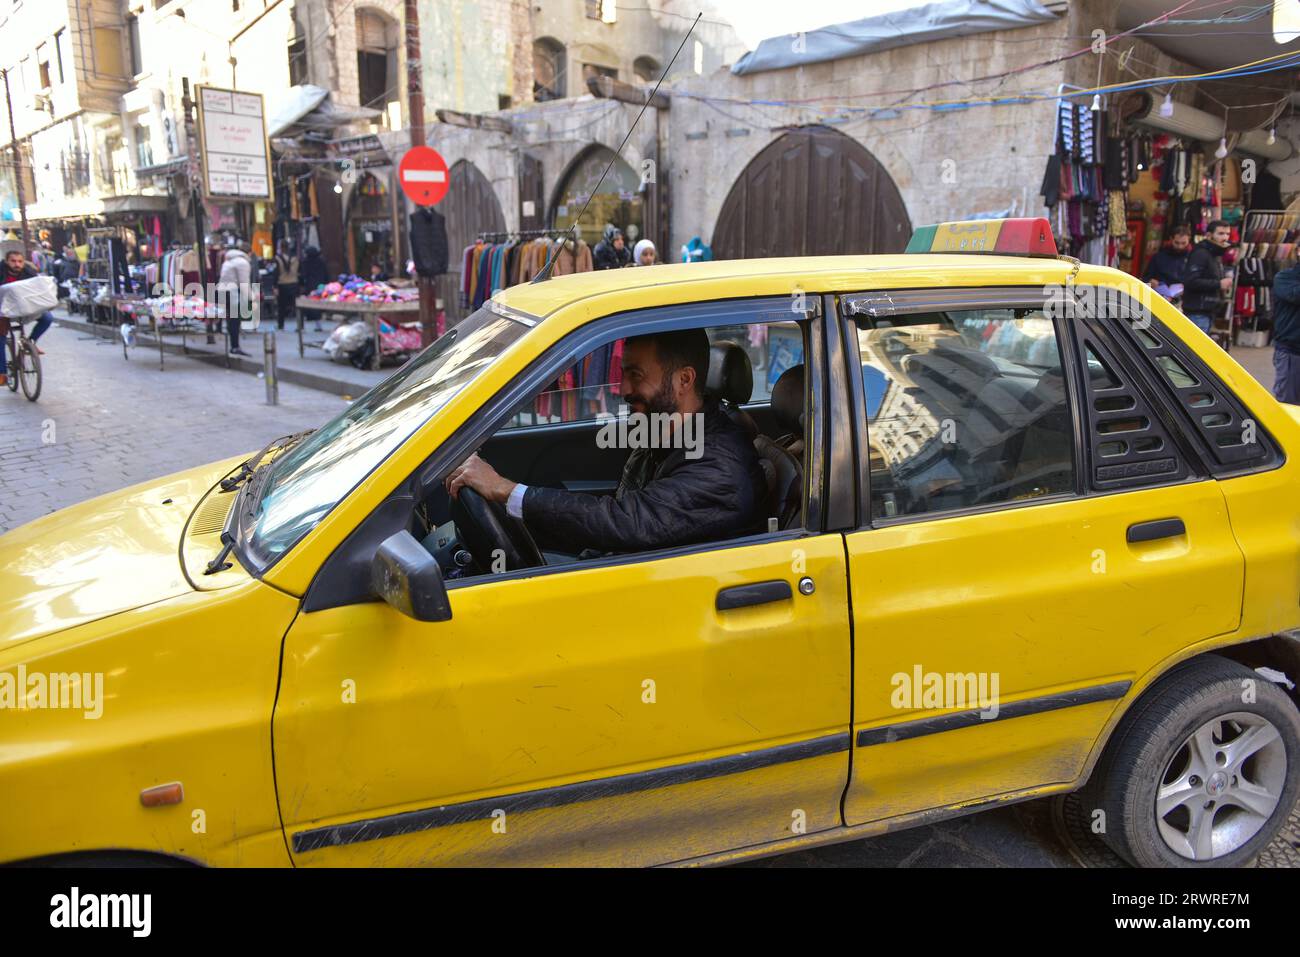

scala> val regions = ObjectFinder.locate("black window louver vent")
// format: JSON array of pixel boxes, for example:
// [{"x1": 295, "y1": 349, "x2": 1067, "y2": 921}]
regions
[
  {"x1": 1079, "y1": 333, "x2": 1190, "y2": 489},
  {"x1": 1113, "y1": 316, "x2": 1272, "y2": 472}
]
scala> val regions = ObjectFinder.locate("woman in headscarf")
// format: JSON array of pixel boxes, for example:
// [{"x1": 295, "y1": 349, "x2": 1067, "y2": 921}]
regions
[{"x1": 633, "y1": 238, "x2": 657, "y2": 266}]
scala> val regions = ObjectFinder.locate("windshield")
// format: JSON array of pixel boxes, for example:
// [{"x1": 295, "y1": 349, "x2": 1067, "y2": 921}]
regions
[{"x1": 244, "y1": 305, "x2": 532, "y2": 567}]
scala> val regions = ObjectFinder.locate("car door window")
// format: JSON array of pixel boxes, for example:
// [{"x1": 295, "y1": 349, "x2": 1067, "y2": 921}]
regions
[
  {"x1": 498, "y1": 321, "x2": 800, "y2": 429},
  {"x1": 855, "y1": 307, "x2": 1075, "y2": 520}
]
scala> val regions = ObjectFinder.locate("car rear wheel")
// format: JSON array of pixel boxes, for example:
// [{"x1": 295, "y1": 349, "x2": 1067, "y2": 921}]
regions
[{"x1": 1088, "y1": 655, "x2": 1300, "y2": 867}]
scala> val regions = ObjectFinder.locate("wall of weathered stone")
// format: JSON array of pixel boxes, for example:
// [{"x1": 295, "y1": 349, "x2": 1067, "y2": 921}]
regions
[{"x1": 660, "y1": 13, "x2": 1073, "y2": 256}]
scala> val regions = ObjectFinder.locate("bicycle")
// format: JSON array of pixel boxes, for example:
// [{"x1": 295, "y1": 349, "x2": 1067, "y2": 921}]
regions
[{"x1": 2, "y1": 314, "x2": 43, "y2": 401}]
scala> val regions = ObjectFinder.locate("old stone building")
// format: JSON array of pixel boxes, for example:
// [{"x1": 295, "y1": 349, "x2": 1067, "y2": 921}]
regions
[
  {"x1": 423, "y1": 0, "x2": 1298, "y2": 313},
  {"x1": 4, "y1": 0, "x2": 1295, "y2": 308}
]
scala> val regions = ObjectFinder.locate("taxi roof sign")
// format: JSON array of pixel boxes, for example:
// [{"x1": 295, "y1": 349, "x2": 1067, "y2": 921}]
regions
[{"x1": 906, "y1": 217, "x2": 1058, "y2": 257}]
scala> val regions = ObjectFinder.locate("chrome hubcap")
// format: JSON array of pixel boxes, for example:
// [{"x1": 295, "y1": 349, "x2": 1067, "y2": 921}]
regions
[{"x1": 1156, "y1": 712, "x2": 1287, "y2": 861}]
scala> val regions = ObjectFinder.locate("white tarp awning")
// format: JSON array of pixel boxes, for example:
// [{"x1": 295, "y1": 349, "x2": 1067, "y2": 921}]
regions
[
  {"x1": 267, "y1": 85, "x2": 330, "y2": 137},
  {"x1": 731, "y1": 0, "x2": 1061, "y2": 75}
]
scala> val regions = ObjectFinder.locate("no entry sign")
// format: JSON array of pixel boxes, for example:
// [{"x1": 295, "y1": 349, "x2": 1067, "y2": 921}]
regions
[{"x1": 398, "y1": 146, "x2": 449, "y2": 206}]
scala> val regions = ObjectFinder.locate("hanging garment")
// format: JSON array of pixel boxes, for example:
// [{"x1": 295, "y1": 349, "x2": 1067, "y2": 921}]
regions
[
  {"x1": 410, "y1": 207, "x2": 449, "y2": 277},
  {"x1": 681, "y1": 236, "x2": 713, "y2": 263},
  {"x1": 1040, "y1": 154, "x2": 1061, "y2": 207},
  {"x1": 552, "y1": 238, "x2": 593, "y2": 276},
  {"x1": 1109, "y1": 191, "x2": 1128, "y2": 237}
]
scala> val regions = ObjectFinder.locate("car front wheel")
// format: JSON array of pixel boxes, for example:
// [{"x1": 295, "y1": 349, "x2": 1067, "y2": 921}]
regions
[{"x1": 1088, "y1": 655, "x2": 1300, "y2": 868}]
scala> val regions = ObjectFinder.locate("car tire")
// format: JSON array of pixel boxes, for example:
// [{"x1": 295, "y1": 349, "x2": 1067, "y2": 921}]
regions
[
  {"x1": 1087, "y1": 655, "x2": 1300, "y2": 868},
  {"x1": 7, "y1": 850, "x2": 195, "y2": 868}
]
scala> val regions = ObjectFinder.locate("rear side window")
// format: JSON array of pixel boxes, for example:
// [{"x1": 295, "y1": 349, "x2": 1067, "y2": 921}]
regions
[
  {"x1": 1104, "y1": 300, "x2": 1278, "y2": 474},
  {"x1": 854, "y1": 307, "x2": 1075, "y2": 520}
]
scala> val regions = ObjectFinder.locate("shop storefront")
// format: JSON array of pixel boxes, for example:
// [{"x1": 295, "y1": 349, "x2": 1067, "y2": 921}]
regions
[
  {"x1": 550, "y1": 145, "x2": 645, "y2": 247},
  {"x1": 347, "y1": 171, "x2": 397, "y2": 275}
]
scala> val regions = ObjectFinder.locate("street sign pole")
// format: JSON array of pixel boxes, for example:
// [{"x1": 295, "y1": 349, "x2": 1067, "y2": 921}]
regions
[
  {"x1": 3, "y1": 69, "x2": 31, "y2": 254},
  {"x1": 181, "y1": 78, "x2": 213, "y2": 343},
  {"x1": 404, "y1": 0, "x2": 436, "y2": 347}
]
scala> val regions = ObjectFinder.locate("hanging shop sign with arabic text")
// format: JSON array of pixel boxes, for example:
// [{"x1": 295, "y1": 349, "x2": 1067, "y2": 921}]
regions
[{"x1": 195, "y1": 85, "x2": 273, "y2": 201}]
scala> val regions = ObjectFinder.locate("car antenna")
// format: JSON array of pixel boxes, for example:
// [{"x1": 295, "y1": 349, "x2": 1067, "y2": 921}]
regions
[{"x1": 531, "y1": 12, "x2": 702, "y2": 284}]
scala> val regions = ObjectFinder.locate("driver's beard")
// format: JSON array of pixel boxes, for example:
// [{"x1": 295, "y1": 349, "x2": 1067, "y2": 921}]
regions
[{"x1": 643, "y1": 371, "x2": 680, "y2": 418}]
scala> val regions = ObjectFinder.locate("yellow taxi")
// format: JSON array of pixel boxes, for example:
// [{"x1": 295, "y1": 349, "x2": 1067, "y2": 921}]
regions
[{"x1": 3, "y1": 218, "x2": 1299, "y2": 868}]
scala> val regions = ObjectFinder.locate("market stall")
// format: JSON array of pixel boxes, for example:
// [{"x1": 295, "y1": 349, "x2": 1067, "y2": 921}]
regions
[
  {"x1": 130, "y1": 293, "x2": 225, "y2": 370},
  {"x1": 295, "y1": 274, "x2": 427, "y2": 370}
]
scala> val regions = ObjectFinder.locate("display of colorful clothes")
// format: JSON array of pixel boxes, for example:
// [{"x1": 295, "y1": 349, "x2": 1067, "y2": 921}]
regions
[
  {"x1": 532, "y1": 338, "x2": 624, "y2": 423},
  {"x1": 459, "y1": 235, "x2": 594, "y2": 310},
  {"x1": 1044, "y1": 102, "x2": 1165, "y2": 268}
]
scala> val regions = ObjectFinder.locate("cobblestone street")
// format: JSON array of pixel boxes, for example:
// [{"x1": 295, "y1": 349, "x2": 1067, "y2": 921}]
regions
[{"x1": 0, "y1": 320, "x2": 342, "y2": 533}]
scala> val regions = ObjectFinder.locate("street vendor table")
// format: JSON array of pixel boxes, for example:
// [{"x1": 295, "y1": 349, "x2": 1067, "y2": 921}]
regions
[
  {"x1": 113, "y1": 294, "x2": 226, "y2": 371},
  {"x1": 295, "y1": 296, "x2": 420, "y2": 370}
]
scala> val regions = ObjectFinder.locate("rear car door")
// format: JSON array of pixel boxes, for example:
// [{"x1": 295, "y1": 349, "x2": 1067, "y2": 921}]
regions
[
  {"x1": 833, "y1": 286, "x2": 1245, "y2": 825},
  {"x1": 273, "y1": 298, "x2": 854, "y2": 866}
]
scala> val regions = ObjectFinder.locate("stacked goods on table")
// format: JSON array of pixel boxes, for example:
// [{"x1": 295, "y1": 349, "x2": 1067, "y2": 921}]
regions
[
  {"x1": 144, "y1": 294, "x2": 223, "y2": 322},
  {"x1": 304, "y1": 275, "x2": 418, "y2": 304}
]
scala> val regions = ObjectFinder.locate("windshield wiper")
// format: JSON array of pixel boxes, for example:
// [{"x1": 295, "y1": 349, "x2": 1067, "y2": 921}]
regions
[
  {"x1": 205, "y1": 431, "x2": 312, "y2": 574},
  {"x1": 219, "y1": 430, "x2": 314, "y2": 492}
]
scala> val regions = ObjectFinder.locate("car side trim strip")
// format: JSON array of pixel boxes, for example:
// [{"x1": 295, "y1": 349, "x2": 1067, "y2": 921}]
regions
[
  {"x1": 291, "y1": 731, "x2": 852, "y2": 853},
  {"x1": 855, "y1": 680, "x2": 1131, "y2": 748}
]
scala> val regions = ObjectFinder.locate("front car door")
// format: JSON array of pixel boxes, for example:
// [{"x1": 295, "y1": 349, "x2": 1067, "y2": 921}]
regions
[
  {"x1": 833, "y1": 285, "x2": 1246, "y2": 826},
  {"x1": 272, "y1": 296, "x2": 854, "y2": 866}
]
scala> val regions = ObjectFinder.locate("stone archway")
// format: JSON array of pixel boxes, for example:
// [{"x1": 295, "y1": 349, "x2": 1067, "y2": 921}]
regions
[
  {"x1": 441, "y1": 159, "x2": 505, "y2": 320},
  {"x1": 548, "y1": 144, "x2": 645, "y2": 248},
  {"x1": 712, "y1": 126, "x2": 911, "y2": 259}
]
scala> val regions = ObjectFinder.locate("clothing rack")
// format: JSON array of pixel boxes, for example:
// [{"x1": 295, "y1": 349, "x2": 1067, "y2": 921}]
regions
[{"x1": 1226, "y1": 208, "x2": 1300, "y2": 347}]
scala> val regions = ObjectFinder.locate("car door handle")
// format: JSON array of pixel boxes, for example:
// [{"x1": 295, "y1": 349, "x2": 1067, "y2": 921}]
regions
[
  {"x1": 1127, "y1": 518, "x2": 1186, "y2": 543},
  {"x1": 716, "y1": 580, "x2": 793, "y2": 611}
]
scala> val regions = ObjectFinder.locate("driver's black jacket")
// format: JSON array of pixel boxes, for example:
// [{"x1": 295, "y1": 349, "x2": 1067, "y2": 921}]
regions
[{"x1": 522, "y1": 400, "x2": 767, "y2": 555}]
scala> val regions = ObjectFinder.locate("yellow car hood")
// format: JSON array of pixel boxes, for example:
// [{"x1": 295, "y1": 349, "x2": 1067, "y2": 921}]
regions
[{"x1": 0, "y1": 455, "x2": 244, "y2": 651}]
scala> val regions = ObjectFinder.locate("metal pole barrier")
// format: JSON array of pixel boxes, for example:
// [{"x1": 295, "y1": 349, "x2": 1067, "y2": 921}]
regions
[{"x1": 264, "y1": 330, "x2": 278, "y2": 405}]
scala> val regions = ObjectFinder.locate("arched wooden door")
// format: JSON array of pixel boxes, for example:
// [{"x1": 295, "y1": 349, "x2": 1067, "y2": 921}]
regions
[
  {"x1": 712, "y1": 127, "x2": 911, "y2": 259},
  {"x1": 440, "y1": 160, "x2": 505, "y2": 321}
]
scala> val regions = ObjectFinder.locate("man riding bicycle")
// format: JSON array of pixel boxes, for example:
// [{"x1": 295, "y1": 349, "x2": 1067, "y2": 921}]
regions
[{"x1": 0, "y1": 248, "x2": 53, "y2": 388}]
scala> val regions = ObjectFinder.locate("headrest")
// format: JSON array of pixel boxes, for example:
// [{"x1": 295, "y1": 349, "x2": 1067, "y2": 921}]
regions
[
  {"x1": 705, "y1": 341, "x2": 753, "y2": 406},
  {"x1": 770, "y1": 364, "x2": 805, "y2": 436},
  {"x1": 930, "y1": 338, "x2": 999, "y2": 378}
]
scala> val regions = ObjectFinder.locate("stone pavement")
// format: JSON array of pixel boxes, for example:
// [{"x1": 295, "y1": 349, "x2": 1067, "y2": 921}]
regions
[
  {"x1": 1229, "y1": 344, "x2": 1274, "y2": 394},
  {"x1": 0, "y1": 320, "x2": 342, "y2": 534}
]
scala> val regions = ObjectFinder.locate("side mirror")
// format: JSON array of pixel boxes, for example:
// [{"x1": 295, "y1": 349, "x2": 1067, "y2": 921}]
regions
[{"x1": 370, "y1": 530, "x2": 452, "y2": 622}]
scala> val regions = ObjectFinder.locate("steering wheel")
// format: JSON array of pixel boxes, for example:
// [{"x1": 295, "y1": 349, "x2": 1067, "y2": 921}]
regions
[{"x1": 452, "y1": 486, "x2": 544, "y2": 573}]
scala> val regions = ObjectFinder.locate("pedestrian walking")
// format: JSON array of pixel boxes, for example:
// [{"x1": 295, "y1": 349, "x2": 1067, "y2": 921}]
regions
[
  {"x1": 299, "y1": 245, "x2": 329, "y2": 332},
  {"x1": 593, "y1": 225, "x2": 632, "y2": 270},
  {"x1": 275, "y1": 240, "x2": 299, "y2": 330},
  {"x1": 1270, "y1": 261, "x2": 1300, "y2": 404},
  {"x1": 1181, "y1": 220, "x2": 1234, "y2": 335},
  {"x1": 217, "y1": 242, "x2": 252, "y2": 357},
  {"x1": 1143, "y1": 225, "x2": 1192, "y2": 295}
]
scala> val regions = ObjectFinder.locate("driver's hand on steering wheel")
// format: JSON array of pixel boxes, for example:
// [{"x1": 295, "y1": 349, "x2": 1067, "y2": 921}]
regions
[{"x1": 445, "y1": 452, "x2": 517, "y2": 504}]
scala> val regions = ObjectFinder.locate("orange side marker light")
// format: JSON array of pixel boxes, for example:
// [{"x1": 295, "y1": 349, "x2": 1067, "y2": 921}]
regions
[{"x1": 140, "y1": 782, "x2": 184, "y2": 807}]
